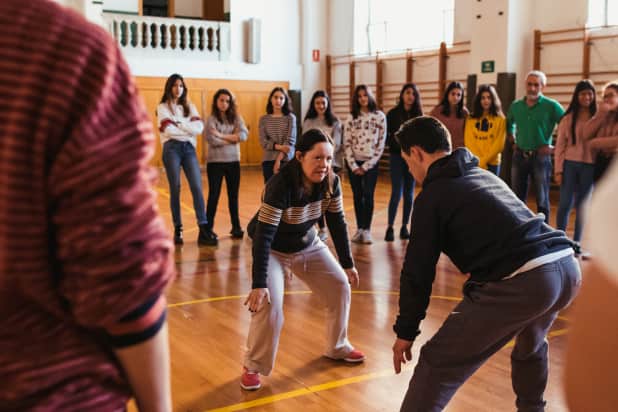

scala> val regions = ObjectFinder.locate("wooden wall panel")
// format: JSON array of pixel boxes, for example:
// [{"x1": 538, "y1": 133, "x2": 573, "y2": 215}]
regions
[{"x1": 134, "y1": 76, "x2": 289, "y2": 167}]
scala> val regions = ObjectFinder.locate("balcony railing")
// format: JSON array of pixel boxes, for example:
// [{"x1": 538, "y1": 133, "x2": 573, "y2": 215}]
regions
[{"x1": 102, "y1": 13, "x2": 230, "y2": 61}]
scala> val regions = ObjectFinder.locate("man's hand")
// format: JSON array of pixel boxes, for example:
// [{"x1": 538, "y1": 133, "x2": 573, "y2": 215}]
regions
[
  {"x1": 392, "y1": 338, "x2": 414, "y2": 374},
  {"x1": 244, "y1": 288, "x2": 271, "y2": 313},
  {"x1": 344, "y1": 267, "x2": 359, "y2": 288},
  {"x1": 554, "y1": 172, "x2": 563, "y2": 186},
  {"x1": 353, "y1": 167, "x2": 365, "y2": 176}
]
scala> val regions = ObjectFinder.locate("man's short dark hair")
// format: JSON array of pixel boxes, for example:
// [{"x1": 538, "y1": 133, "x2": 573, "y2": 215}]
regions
[{"x1": 395, "y1": 116, "x2": 452, "y2": 154}]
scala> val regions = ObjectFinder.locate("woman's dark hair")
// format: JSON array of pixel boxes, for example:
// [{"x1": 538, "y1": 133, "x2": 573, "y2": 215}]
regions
[
  {"x1": 438, "y1": 81, "x2": 465, "y2": 118},
  {"x1": 351, "y1": 84, "x2": 378, "y2": 118},
  {"x1": 286, "y1": 129, "x2": 334, "y2": 200},
  {"x1": 471, "y1": 84, "x2": 504, "y2": 118},
  {"x1": 211, "y1": 88, "x2": 238, "y2": 124},
  {"x1": 563, "y1": 80, "x2": 597, "y2": 145},
  {"x1": 394, "y1": 83, "x2": 423, "y2": 117},
  {"x1": 304, "y1": 90, "x2": 339, "y2": 126},
  {"x1": 160, "y1": 73, "x2": 190, "y2": 117},
  {"x1": 266, "y1": 87, "x2": 293, "y2": 115}
]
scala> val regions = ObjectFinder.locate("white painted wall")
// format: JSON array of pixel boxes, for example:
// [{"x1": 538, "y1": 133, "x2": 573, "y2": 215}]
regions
[
  {"x1": 466, "y1": 0, "x2": 510, "y2": 85},
  {"x1": 175, "y1": 0, "x2": 202, "y2": 18},
  {"x1": 506, "y1": 0, "x2": 534, "y2": 98},
  {"x1": 104, "y1": 0, "x2": 138, "y2": 14},
  {"x1": 329, "y1": 0, "x2": 355, "y2": 55},
  {"x1": 449, "y1": 0, "x2": 600, "y2": 98},
  {"x1": 300, "y1": 0, "x2": 329, "y2": 117}
]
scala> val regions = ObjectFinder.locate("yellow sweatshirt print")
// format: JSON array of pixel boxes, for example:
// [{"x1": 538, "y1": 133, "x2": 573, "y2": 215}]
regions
[{"x1": 464, "y1": 114, "x2": 506, "y2": 168}]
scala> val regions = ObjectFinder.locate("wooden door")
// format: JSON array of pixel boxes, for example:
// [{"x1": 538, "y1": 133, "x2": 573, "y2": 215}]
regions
[{"x1": 140, "y1": 88, "x2": 165, "y2": 167}]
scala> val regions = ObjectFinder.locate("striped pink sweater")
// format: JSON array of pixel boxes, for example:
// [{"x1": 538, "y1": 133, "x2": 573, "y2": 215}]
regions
[{"x1": 0, "y1": 1, "x2": 175, "y2": 410}]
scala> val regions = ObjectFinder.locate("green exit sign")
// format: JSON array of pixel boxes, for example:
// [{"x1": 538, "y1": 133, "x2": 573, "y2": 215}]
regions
[{"x1": 481, "y1": 60, "x2": 495, "y2": 73}]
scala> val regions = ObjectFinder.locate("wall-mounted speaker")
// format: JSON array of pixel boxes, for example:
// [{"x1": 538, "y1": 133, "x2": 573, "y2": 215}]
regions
[
  {"x1": 496, "y1": 72, "x2": 517, "y2": 185},
  {"x1": 245, "y1": 18, "x2": 261, "y2": 64},
  {"x1": 288, "y1": 89, "x2": 302, "y2": 133}
]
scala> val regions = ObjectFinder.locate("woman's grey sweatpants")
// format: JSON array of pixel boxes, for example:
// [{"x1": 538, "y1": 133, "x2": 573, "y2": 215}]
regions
[{"x1": 244, "y1": 238, "x2": 354, "y2": 375}]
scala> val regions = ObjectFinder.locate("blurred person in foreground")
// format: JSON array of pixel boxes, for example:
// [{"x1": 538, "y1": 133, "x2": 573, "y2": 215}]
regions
[{"x1": 0, "y1": 1, "x2": 175, "y2": 410}]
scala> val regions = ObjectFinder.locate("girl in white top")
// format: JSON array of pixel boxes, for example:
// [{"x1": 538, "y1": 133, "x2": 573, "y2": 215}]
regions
[
  {"x1": 343, "y1": 85, "x2": 387, "y2": 244},
  {"x1": 157, "y1": 73, "x2": 216, "y2": 246}
]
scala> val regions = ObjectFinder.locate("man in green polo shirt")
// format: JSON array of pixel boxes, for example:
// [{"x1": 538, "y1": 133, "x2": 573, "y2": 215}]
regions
[{"x1": 507, "y1": 70, "x2": 564, "y2": 223}]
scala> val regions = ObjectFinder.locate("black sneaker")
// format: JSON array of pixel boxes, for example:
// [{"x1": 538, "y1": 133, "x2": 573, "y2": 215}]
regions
[
  {"x1": 572, "y1": 242, "x2": 582, "y2": 257},
  {"x1": 384, "y1": 226, "x2": 394, "y2": 242},
  {"x1": 400, "y1": 226, "x2": 410, "y2": 240},
  {"x1": 174, "y1": 225, "x2": 183, "y2": 245},
  {"x1": 231, "y1": 227, "x2": 244, "y2": 239},
  {"x1": 198, "y1": 224, "x2": 218, "y2": 246}
]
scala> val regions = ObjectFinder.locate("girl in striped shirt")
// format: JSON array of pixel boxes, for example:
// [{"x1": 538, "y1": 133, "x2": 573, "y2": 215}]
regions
[{"x1": 259, "y1": 87, "x2": 297, "y2": 183}]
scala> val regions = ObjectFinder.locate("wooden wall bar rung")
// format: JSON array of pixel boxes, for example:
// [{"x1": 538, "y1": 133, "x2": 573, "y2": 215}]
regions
[
  {"x1": 590, "y1": 34, "x2": 618, "y2": 41},
  {"x1": 546, "y1": 72, "x2": 584, "y2": 77},
  {"x1": 332, "y1": 61, "x2": 354, "y2": 66},
  {"x1": 540, "y1": 38, "x2": 583, "y2": 46},
  {"x1": 545, "y1": 81, "x2": 590, "y2": 87},
  {"x1": 541, "y1": 27, "x2": 585, "y2": 36},
  {"x1": 447, "y1": 49, "x2": 471, "y2": 55},
  {"x1": 378, "y1": 55, "x2": 408, "y2": 62},
  {"x1": 590, "y1": 70, "x2": 618, "y2": 75}
]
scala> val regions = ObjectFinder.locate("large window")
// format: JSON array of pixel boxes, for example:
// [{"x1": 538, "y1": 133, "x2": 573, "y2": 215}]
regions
[
  {"x1": 354, "y1": 0, "x2": 454, "y2": 54},
  {"x1": 588, "y1": 0, "x2": 618, "y2": 26}
]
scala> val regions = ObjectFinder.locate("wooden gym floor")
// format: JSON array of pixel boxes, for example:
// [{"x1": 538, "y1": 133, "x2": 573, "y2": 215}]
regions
[{"x1": 147, "y1": 167, "x2": 582, "y2": 412}]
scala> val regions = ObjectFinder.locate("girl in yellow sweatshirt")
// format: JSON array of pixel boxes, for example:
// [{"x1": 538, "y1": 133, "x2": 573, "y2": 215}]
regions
[{"x1": 464, "y1": 84, "x2": 506, "y2": 175}]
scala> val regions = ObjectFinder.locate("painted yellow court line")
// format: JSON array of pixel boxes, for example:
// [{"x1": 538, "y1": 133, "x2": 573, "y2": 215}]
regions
[
  {"x1": 169, "y1": 290, "x2": 570, "y2": 411},
  {"x1": 205, "y1": 369, "x2": 395, "y2": 412},
  {"x1": 167, "y1": 291, "x2": 313, "y2": 308},
  {"x1": 168, "y1": 291, "x2": 570, "y2": 322},
  {"x1": 204, "y1": 327, "x2": 569, "y2": 412},
  {"x1": 168, "y1": 290, "x2": 400, "y2": 308}
]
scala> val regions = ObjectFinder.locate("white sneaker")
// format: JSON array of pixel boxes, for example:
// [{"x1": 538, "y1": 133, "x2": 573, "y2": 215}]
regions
[
  {"x1": 351, "y1": 230, "x2": 363, "y2": 243},
  {"x1": 318, "y1": 228, "x2": 329, "y2": 241},
  {"x1": 361, "y1": 229, "x2": 373, "y2": 244}
]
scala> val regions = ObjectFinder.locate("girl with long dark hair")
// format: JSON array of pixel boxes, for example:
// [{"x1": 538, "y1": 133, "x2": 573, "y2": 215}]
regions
[
  {"x1": 258, "y1": 87, "x2": 297, "y2": 183},
  {"x1": 343, "y1": 85, "x2": 387, "y2": 244},
  {"x1": 204, "y1": 89, "x2": 249, "y2": 242},
  {"x1": 385, "y1": 83, "x2": 423, "y2": 241},
  {"x1": 157, "y1": 73, "x2": 216, "y2": 246},
  {"x1": 430, "y1": 81, "x2": 469, "y2": 149},
  {"x1": 464, "y1": 84, "x2": 506, "y2": 175},
  {"x1": 555, "y1": 80, "x2": 597, "y2": 256},
  {"x1": 583, "y1": 81, "x2": 618, "y2": 182}
]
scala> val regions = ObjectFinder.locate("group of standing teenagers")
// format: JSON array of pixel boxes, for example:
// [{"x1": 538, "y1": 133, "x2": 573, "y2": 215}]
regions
[{"x1": 157, "y1": 74, "x2": 247, "y2": 246}]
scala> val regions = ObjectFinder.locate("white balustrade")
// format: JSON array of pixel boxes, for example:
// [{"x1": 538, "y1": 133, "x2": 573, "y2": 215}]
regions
[{"x1": 102, "y1": 13, "x2": 230, "y2": 61}]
